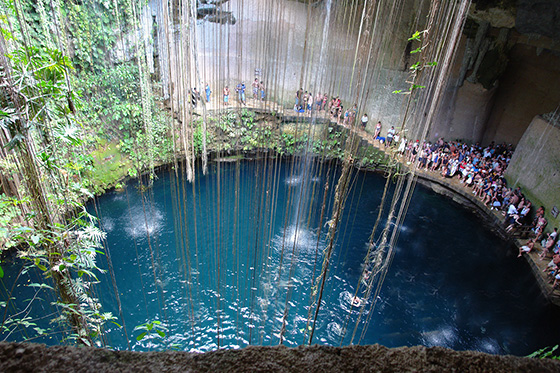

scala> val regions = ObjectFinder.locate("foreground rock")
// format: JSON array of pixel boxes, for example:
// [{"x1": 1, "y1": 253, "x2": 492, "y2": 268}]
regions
[{"x1": 1, "y1": 342, "x2": 559, "y2": 372}]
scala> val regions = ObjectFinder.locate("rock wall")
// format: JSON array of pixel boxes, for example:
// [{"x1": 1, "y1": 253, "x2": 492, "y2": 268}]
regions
[
  {"x1": 1, "y1": 342, "x2": 559, "y2": 372},
  {"x1": 481, "y1": 43, "x2": 560, "y2": 145},
  {"x1": 505, "y1": 115, "x2": 560, "y2": 229},
  {"x1": 150, "y1": 0, "x2": 560, "y2": 146},
  {"x1": 430, "y1": 17, "x2": 560, "y2": 146},
  {"x1": 180, "y1": 0, "x2": 440, "y2": 135}
]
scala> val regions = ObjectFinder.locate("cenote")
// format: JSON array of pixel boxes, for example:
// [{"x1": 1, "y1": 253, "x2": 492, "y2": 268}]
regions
[{"x1": 4, "y1": 157, "x2": 556, "y2": 356}]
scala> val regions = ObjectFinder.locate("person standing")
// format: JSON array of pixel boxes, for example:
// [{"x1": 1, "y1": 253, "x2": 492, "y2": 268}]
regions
[
  {"x1": 361, "y1": 113, "x2": 369, "y2": 129},
  {"x1": 303, "y1": 91, "x2": 309, "y2": 112},
  {"x1": 315, "y1": 93, "x2": 322, "y2": 111},
  {"x1": 191, "y1": 87, "x2": 199, "y2": 108},
  {"x1": 205, "y1": 83, "x2": 212, "y2": 103},
  {"x1": 236, "y1": 82, "x2": 246, "y2": 105},
  {"x1": 321, "y1": 94, "x2": 328, "y2": 111},
  {"x1": 252, "y1": 78, "x2": 259, "y2": 100},
  {"x1": 343, "y1": 108, "x2": 350, "y2": 126},
  {"x1": 387, "y1": 126, "x2": 396, "y2": 146},
  {"x1": 260, "y1": 81, "x2": 265, "y2": 101},
  {"x1": 374, "y1": 121, "x2": 382, "y2": 139},
  {"x1": 223, "y1": 86, "x2": 230, "y2": 106},
  {"x1": 296, "y1": 88, "x2": 303, "y2": 110},
  {"x1": 398, "y1": 136, "x2": 407, "y2": 154}
]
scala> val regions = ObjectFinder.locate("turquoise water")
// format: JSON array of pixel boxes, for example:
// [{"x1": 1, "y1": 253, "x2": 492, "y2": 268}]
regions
[{"x1": 2, "y1": 158, "x2": 558, "y2": 354}]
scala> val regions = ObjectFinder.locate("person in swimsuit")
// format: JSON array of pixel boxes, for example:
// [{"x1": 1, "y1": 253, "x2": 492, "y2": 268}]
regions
[
  {"x1": 223, "y1": 86, "x2": 230, "y2": 105},
  {"x1": 260, "y1": 81, "x2": 265, "y2": 101},
  {"x1": 252, "y1": 78, "x2": 259, "y2": 100},
  {"x1": 518, "y1": 238, "x2": 536, "y2": 257},
  {"x1": 374, "y1": 121, "x2": 381, "y2": 139},
  {"x1": 540, "y1": 228, "x2": 558, "y2": 259}
]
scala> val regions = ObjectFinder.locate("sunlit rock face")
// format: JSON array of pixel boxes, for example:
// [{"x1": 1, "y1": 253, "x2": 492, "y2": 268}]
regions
[
  {"x1": 150, "y1": 0, "x2": 560, "y2": 146},
  {"x1": 153, "y1": 0, "x2": 437, "y2": 136}
]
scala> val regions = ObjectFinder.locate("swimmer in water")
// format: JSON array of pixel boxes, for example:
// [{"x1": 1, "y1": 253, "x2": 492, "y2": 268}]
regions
[{"x1": 352, "y1": 296, "x2": 362, "y2": 307}]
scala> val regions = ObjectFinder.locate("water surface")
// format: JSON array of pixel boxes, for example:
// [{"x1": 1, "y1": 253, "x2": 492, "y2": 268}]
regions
[{"x1": 2, "y1": 158, "x2": 558, "y2": 355}]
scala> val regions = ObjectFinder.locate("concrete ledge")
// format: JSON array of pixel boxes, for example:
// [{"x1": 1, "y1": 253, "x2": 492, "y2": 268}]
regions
[{"x1": 1, "y1": 342, "x2": 559, "y2": 372}]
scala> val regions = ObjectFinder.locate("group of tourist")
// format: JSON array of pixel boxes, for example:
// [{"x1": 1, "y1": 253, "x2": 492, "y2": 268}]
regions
[
  {"x1": 397, "y1": 138, "x2": 514, "y2": 203},
  {"x1": 380, "y1": 133, "x2": 559, "y2": 290},
  {"x1": 291, "y1": 91, "x2": 373, "y2": 134},
  {"x1": 190, "y1": 84, "x2": 213, "y2": 108},
  {"x1": 232, "y1": 80, "x2": 266, "y2": 105},
  {"x1": 190, "y1": 80, "x2": 267, "y2": 108},
  {"x1": 293, "y1": 89, "x2": 331, "y2": 113},
  {"x1": 540, "y1": 227, "x2": 560, "y2": 289}
]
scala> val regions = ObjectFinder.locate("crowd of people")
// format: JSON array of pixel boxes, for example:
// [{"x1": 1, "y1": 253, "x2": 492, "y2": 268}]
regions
[
  {"x1": 380, "y1": 133, "x2": 559, "y2": 290},
  {"x1": 291, "y1": 84, "x2": 559, "y2": 273}
]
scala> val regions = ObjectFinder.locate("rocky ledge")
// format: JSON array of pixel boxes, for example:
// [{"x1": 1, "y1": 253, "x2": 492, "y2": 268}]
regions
[{"x1": 1, "y1": 342, "x2": 559, "y2": 372}]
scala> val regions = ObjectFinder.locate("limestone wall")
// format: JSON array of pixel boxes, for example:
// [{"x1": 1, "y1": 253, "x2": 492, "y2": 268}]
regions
[
  {"x1": 482, "y1": 44, "x2": 560, "y2": 145},
  {"x1": 153, "y1": 1, "x2": 560, "y2": 146},
  {"x1": 505, "y1": 115, "x2": 560, "y2": 229},
  {"x1": 189, "y1": 0, "x2": 434, "y2": 136}
]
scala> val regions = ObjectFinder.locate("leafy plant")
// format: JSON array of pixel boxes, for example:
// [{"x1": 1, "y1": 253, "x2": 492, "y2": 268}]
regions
[
  {"x1": 134, "y1": 320, "x2": 167, "y2": 342},
  {"x1": 527, "y1": 345, "x2": 560, "y2": 360},
  {"x1": 393, "y1": 30, "x2": 437, "y2": 95}
]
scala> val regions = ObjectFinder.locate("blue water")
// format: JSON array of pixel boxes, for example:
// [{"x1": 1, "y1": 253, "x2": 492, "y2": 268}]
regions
[{"x1": 2, "y1": 158, "x2": 559, "y2": 355}]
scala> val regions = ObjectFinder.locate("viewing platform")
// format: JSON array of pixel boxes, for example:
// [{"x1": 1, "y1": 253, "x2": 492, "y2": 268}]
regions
[{"x1": 194, "y1": 97, "x2": 560, "y2": 307}]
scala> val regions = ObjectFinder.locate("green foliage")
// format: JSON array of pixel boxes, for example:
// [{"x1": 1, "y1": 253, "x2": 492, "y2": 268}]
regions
[
  {"x1": 193, "y1": 119, "x2": 204, "y2": 155},
  {"x1": 133, "y1": 319, "x2": 174, "y2": 350},
  {"x1": 310, "y1": 126, "x2": 347, "y2": 158},
  {"x1": 240, "y1": 108, "x2": 255, "y2": 130},
  {"x1": 21, "y1": 211, "x2": 113, "y2": 344},
  {"x1": 133, "y1": 319, "x2": 183, "y2": 349},
  {"x1": 358, "y1": 146, "x2": 389, "y2": 169},
  {"x1": 0, "y1": 204, "x2": 113, "y2": 345},
  {"x1": 217, "y1": 111, "x2": 238, "y2": 132},
  {"x1": 408, "y1": 30, "x2": 426, "y2": 42},
  {"x1": 1, "y1": 316, "x2": 40, "y2": 339},
  {"x1": 77, "y1": 62, "x2": 142, "y2": 141},
  {"x1": 1, "y1": 45, "x2": 78, "y2": 150},
  {"x1": 393, "y1": 30, "x2": 437, "y2": 96},
  {"x1": 87, "y1": 141, "x2": 131, "y2": 193},
  {"x1": 281, "y1": 133, "x2": 295, "y2": 155},
  {"x1": 214, "y1": 110, "x2": 275, "y2": 152},
  {"x1": 0, "y1": 194, "x2": 24, "y2": 249},
  {"x1": 527, "y1": 345, "x2": 560, "y2": 360},
  {"x1": 117, "y1": 108, "x2": 173, "y2": 174},
  {"x1": 135, "y1": 320, "x2": 167, "y2": 341},
  {"x1": 74, "y1": 59, "x2": 173, "y2": 188},
  {"x1": 0, "y1": 35, "x2": 119, "y2": 344}
]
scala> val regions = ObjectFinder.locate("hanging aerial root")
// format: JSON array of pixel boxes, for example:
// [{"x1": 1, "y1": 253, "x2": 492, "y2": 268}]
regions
[{"x1": 307, "y1": 153, "x2": 353, "y2": 345}]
